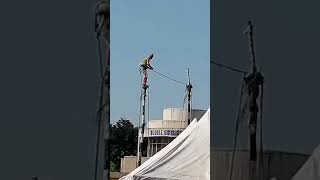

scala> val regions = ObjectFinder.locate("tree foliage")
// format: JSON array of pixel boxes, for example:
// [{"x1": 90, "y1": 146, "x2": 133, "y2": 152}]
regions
[{"x1": 110, "y1": 118, "x2": 138, "y2": 171}]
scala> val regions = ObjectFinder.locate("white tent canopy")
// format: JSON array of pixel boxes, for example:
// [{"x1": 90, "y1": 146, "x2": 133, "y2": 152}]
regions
[
  {"x1": 120, "y1": 108, "x2": 210, "y2": 180},
  {"x1": 291, "y1": 145, "x2": 320, "y2": 180}
]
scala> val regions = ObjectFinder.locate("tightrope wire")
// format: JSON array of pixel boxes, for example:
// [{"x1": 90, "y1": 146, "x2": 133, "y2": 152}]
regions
[{"x1": 151, "y1": 69, "x2": 186, "y2": 85}]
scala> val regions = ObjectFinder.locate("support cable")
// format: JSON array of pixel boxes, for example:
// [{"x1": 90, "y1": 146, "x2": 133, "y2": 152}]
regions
[
  {"x1": 94, "y1": 37, "x2": 104, "y2": 180},
  {"x1": 137, "y1": 72, "x2": 143, "y2": 156},
  {"x1": 181, "y1": 89, "x2": 187, "y2": 127},
  {"x1": 259, "y1": 83, "x2": 264, "y2": 180},
  {"x1": 229, "y1": 79, "x2": 245, "y2": 180},
  {"x1": 190, "y1": 86, "x2": 193, "y2": 122},
  {"x1": 147, "y1": 85, "x2": 150, "y2": 157},
  {"x1": 211, "y1": 59, "x2": 247, "y2": 74}
]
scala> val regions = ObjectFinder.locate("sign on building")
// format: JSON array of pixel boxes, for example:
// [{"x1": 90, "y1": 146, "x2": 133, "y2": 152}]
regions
[{"x1": 148, "y1": 129, "x2": 184, "y2": 137}]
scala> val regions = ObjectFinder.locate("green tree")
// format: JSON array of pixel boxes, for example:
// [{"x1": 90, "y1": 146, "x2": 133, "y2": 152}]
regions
[
  {"x1": 110, "y1": 118, "x2": 138, "y2": 171},
  {"x1": 110, "y1": 161, "x2": 117, "y2": 172}
]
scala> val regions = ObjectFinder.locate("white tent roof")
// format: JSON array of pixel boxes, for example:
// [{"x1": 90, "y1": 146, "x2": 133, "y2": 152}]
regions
[
  {"x1": 291, "y1": 145, "x2": 320, "y2": 180},
  {"x1": 120, "y1": 108, "x2": 210, "y2": 180}
]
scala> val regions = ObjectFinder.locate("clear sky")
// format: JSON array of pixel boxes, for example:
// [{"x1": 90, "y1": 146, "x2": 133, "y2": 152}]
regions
[{"x1": 111, "y1": 0, "x2": 210, "y2": 125}]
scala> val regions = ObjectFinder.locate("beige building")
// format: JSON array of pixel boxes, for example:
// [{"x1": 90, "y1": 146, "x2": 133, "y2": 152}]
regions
[
  {"x1": 120, "y1": 108, "x2": 206, "y2": 173},
  {"x1": 142, "y1": 108, "x2": 206, "y2": 157}
]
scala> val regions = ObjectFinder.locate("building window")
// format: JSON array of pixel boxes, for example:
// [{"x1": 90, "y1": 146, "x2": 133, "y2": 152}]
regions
[{"x1": 147, "y1": 136, "x2": 177, "y2": 156}]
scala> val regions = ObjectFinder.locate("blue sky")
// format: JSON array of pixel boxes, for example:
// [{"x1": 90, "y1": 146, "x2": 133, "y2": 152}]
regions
[{"x1": 111, "y1": 0, "x2": 210, "y2": 125}]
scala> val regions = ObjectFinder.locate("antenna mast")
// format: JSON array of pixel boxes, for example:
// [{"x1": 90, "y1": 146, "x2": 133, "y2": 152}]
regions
[{"x1": 243, "y1": 20, "x2": 264, "y2": 180}]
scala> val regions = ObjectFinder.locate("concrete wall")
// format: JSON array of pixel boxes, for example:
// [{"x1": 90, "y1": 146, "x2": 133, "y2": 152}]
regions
[
  {"x1": 148, "y1": 120, "x2": 188, "y2": 129},
  {"x1": 163, "y1": 108, "x2": 206, "y2": 121},
  {"x1": 120, "y1": 156, "x2": 149, "y2": 173},
  {"x1": 110, "y1": 172, "x2": 128, "y2": 180}
]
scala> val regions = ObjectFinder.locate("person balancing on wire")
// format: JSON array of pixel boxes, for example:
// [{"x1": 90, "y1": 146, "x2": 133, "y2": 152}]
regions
[{"x1": 140, "y1": 53, "x2": 154, "y2": 87}]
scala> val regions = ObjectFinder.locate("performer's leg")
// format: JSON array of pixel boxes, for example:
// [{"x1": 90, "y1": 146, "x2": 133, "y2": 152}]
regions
[{"x1": 144, "y1": 76, "x2": 147, "y2": 84}]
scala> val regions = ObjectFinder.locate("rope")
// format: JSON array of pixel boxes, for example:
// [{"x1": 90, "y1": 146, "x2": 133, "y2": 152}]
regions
[
  {"x1": 137, "y1": 73, "x2": 142, "y2": 156},
  {"x1": 138, "y1": 75, "x2": 142, "y2": 126},
  {"x1": 151, "y1": 69, "x2": 186, "y2": 85},
  {"x1": 259, "y1": 83, "x2": 264, "y2": 180},
  {"x1": 211, "y1": 60, "x2": 247, "y2": 74},
  {"x1": 229, "y1": 79, "x2": 245, "y2": 180},
  {"x1": 147, "y1": 84, "x2": 150, "y2": 157},
  {"x1": 190, "y1": 87, "x2": 193, "y2": 121},
  {"x1": 179, "y1": 89, "x2": 188, "y2": 128}
]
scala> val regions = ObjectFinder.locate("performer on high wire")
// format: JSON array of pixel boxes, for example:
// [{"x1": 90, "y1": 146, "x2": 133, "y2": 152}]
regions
[{"x1": 140, "y1": 53, "x2": 154, "y2": 85}]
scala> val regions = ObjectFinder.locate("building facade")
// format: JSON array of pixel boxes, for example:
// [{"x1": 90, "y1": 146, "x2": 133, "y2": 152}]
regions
[
  {"x1": 139, "y1": 108, "x2": 206, "y2": 157},
  {"x1": 120, "y1": 108, "x2": 206, "y2": 174}
]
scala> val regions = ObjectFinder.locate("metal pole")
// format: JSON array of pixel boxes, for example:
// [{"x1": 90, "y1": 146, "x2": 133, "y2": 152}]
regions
[
  {"x1": 137, "y1": 55, "x2": 152, "y2": 166},
  {"x1": 244, "y1": 20, "x2": 264, "y2": 180},
  {"x1": 247, "y1": 21, "x2": 256, "y2": 73},
  {"x1": 186, "y1": 69, "x2": 192, "y2": 124},
  {"x1": 137, "y1": 84, "x2": 147, "y2": 166}
]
